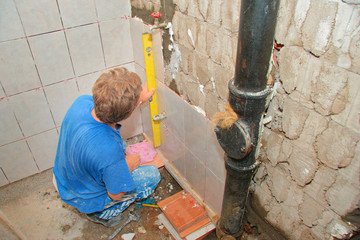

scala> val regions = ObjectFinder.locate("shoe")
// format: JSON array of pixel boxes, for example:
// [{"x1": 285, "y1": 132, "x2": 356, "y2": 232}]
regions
[{"x1": 87, "y1": 213, "x2": 124, "y2": 227}]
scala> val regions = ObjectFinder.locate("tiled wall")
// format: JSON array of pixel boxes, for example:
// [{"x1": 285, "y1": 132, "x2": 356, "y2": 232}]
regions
[
  {"x1": 141, "y1": 80, "x2": 226, "y2": 216},
  {"x1": 0, "y1": 0, "x2": 225, "y2": 217},
  {"x1": 0, "y1": 0, "x2": 148, "y2": 186}
]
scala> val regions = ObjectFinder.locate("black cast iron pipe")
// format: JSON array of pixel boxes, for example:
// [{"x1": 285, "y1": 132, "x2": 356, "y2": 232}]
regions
[{"x1": 215, "y1": 0, "x2": 280, "y2": 239}]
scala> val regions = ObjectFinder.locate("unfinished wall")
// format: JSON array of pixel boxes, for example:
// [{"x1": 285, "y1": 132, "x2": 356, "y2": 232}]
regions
[
  {"x1": 0, "y1": 0, "x2": 147, "y2": 186},
  {"x1": 131, "y1": 0, "x2": 360, "y2": 239}
]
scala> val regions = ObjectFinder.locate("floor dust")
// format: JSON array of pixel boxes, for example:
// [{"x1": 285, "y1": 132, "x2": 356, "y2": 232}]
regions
[{"x1": 0, "y1": 134, "x2": 281, "y2": 239}]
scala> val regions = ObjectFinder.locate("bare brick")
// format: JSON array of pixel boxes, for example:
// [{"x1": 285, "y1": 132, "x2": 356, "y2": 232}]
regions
[
  {"x1": 311, "y1": 62, "x2": 348, "y2": 116},
  {"x1": 304, "y1": 166, "x2": 337, "y2": 207},
  {"x1": 174, "y1": 0, "x2": 188, "y2": 13},
  {"x1": 207, "y1": 0, "x2": 221, "y2": 26},
  {"x1": 288, "y1": 146, "x2": 318, "y2": 186},
  {"x1": 282, "y1": 98, "x2": 310, "y2": 140},
  {"x1": 221, "y1": 0, "x2": 240, "y2": 31},
  {"x1": 315, "y1": 121, "x2": 358, "y2": 169},
  {"x1": 299, "y1": 195, "x2": 325, "y2": 227},
  {"x1": 301, "y1": 0, "x2": 337, "y2": 56},
  {"x1": 278, "y1": 46, "x2": 321, "y2": 97},
  {"x1": 254, "y1": 181, "x2": 273, "y2": 212},
  {"x1": 264, "y1": 130, "x2": 284, "y2": 167},
  {"x1": 297, "y1": 111, "x2": 328, "y2": 149},
  {"x1": 266, "y1": 164, "x2": 291, "y2": 203},
  {"x1": 213, "y1": 62, "x2": 231, "y2": 99},
  {"x1": 326, "y1": 176, "x2": 360, "y2": 216}
]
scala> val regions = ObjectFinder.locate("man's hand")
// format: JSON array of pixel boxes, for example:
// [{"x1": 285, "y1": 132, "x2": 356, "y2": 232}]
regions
[
  {"x1": 139, "y1": 83, "x2": 155, "y2": 104},
  {"x1": 125, "y1": 154, "x2": 140, "y2": 173}
]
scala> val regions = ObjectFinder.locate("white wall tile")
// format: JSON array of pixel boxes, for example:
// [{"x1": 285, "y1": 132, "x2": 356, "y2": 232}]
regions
[
  {"x1": 0, "y1": 39, "x2": 41, "y2": 96},
  {"x1": 206, "y1": 121, "x2": 226, "y2": 181},
  {"x1": 77, "y1": 71, "x2": 103, "y2": 95},
  {"x1": 15, "y1": 0, "x2": 62, "y2": 36},
  {"x1": 0, "y1": 87, "x2": 5, "y2": 99},
  {"x1": 130, "y1": 18, "x2": 150, "y2": 68},
  {"x1": 135, "y1": 63, "x2": 146, "y2": 84},
  {"x1": 28, "y1": 31, "x2": 74, "y2": 86},
  {"x1": 0, "y1": 0, "x2": 25, "y2": 42},
  {"x1": 9, "y1": 89, "x2": 55, "y2": 137},
  {"x1": 95, "y1": 0, "x2": 131, "y2": 21},
  {"x1": 0, "y1": 170, "x2": 8, "y2": 187},
  {"x1": 184, "y1": 149, "x2": 206, "y2": 199},
  {"x1": 205, "y1": 168, "x2": 225, "y2": 216},
  {"x1": 0, "y1": 99, "x2": 23, "y2": 146},
  {"x1": 158, "y1": 126, "x2": 186, "y2": 170},
  {"x1": 184, "y1": 102, "x2": 208, "y2": 164},
  {"x1": 141, "y1": 102, "x2": 153, "y2": 141},
  {"x1": 44, "y1": 79, "x2": 79, "y2": 126},
  {"x1": 66, "y1": 24, "x2": 105, "y2": 76},
  {"x1": 57, "y1": 0, "x2": 97, "y2": 28},
  {"x1": 0, "y1": 140, "x2": 39, "y2": 182},
  {"x1": 27, "y1": 129, "x2": 59, "y2": 171},
  {"x1": 152, "y1": 30, "x2": 165, "y2": 83},
  {"x1": 100, "y1": 19, "x2": 134, "y2": 68},
  {"x1": 119, "y1": 107, "x2": 143, "y2": 140},
  {"x1": 161, "y1": 81, "x2": 185, "y2": 142}
]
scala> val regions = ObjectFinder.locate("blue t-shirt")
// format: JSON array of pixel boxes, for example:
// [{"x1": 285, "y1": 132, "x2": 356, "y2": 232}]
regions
[{"x1": 53, "y1": 95, "x2": 135, "y2": 214}]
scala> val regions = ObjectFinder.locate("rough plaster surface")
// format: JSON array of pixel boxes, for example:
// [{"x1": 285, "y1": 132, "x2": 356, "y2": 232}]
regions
[{"x1": 131, "y1": 0, "x2": 360, "y2": 238}]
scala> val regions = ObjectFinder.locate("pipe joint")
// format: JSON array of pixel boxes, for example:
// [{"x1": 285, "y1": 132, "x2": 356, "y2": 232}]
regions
[
  {"x1": 228, "y1": 78, "x2": 271, "y2": 120},
  {"x1": 215, "y1": 119, "x2": 251, "y2": 160}
]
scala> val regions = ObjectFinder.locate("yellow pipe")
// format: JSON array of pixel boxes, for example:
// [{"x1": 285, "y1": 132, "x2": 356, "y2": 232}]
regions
[{"x1": 142, "y1": 33, "x2": 161, "y2": 147}]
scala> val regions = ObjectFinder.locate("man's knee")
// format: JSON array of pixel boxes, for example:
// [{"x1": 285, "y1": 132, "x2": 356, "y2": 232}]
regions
[{"x1": 132, "y1": 165, "x2": 161, "y2": 189}]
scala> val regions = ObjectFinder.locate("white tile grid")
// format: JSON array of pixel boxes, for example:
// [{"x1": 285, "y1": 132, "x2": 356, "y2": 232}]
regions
[
  {"x1": 94, "y1": 0, "x2": 131, "y2": 21},
  {"x1": 0, "y1": 0, "x2": 25, "y2": 42},
  {"x1": 0, "y1": 84, "x2": 5, "y2": 99},
  {"x1": 77, "y1": 70, "x2": 104, "y2": 95},
  {"x1": 57, "y1": 0, "x2": 97, "y2": 29},
  {"x1": 160, "y1": 81, "x2": 185, "y2": 143},
  {"x1": 135, "y1": 63, "x2": 146, "y2": 85},
  {"x1": 0, "y1": 99, "x2": 24, "y2": 146},
  {"x1": 184, "y1": 99, "x2": 208, "y2": 165},
  {"x1": 14, "y1": 0, "x2": 63, "y2": 36},
  {"x1": 8, "y1": 88, "x2": 56, "y2": 137},
  {"x1": 119, "y1": 107, "x2": 144, "y2": 140},
  {"x1": 26, "y1": 129, "x2": 59, "y2": 171},
  {"x1": 0, "y1": 38, "x2": 41, "y2": 96},
  {"x1": 140, "y1": 102, "x2": 153, "y2": 141},
  {"x1": 158, "y1": 124, "x2": 186, "y2": 174},
  {"x1": 152, "y1": 82, "x2": 226, "y2": 215},
  {"x1": 184, "y1": 149, "x2": 206, "y2": 200},
  {"x1": 205, "y1": 120, "x2": 226, "y2": 182},
  {"x1": 130, "y1": 18, "x2": 150, "y2": 68},
  {"x1": 0, "y1": 140, "x2": 39, "y2": 182},
  {"x1": 152, "y1": 29, "x2": 165, "y2": 83},
  {"x1": 204, "y1": 168, "x2": 225, "y2": 216},
  {"x1": 65, "y1": 23, "x2": 106, "y2": 77},
  {"x1": 44, "y1": 78, "x2": 80, "y2": 126},
  {"x1": 99, "y1": 19, "x2": 134, "y2": 68},
  {"x1": 28, "y1": 30, "x2": 75, "y2": 86},
  {"x1": 0, "y1": 168, "x2": 9, "y2": 187}
]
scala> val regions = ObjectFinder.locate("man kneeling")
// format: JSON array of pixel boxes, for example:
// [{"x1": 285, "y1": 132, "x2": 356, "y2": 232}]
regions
[{"x1": 53, "y1": 67, "x2": 160, "y2": 227}]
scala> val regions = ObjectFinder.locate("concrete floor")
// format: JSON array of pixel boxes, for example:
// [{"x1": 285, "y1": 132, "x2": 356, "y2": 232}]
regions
[{"x1": 0, "y1": 167, "x2": 282, "y2": 240}]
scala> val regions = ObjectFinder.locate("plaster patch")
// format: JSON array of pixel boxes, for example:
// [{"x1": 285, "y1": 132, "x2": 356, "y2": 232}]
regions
[
  {"x1": 314, "y1": 18, "x2": 332, "y2": 52},
  {"x1": 294, "y1": 0, "x2": 310, "y2": 30},
  {"x1": 187, "y1": 29, "x2": 196, "y2": 48},
  {"x1": 169, "y1": 44, "x2": 182, "y2": 79}
]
